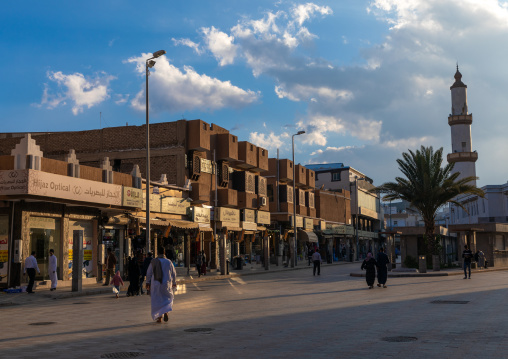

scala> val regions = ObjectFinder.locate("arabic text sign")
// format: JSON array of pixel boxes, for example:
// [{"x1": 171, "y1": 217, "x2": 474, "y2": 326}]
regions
[
  {"x1": 122, "y1": 187, "x2": 142, "y2": 208},
  {"x1": 0, "y1": 170, "x2": 123, "y2": 206},
  {"x1": 161, "y1": 197, "x2": 190, "y2": 215}
]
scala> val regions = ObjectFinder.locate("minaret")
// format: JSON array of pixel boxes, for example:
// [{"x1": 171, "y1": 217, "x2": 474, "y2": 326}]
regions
[{"x1": 447, "y1": 65, "x2": 477, "y2": 186}]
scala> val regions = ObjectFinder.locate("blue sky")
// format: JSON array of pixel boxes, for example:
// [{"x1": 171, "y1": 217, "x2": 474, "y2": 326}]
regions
[{"x1": 1, "y1": 0, "x2": 508, "y2": 187}]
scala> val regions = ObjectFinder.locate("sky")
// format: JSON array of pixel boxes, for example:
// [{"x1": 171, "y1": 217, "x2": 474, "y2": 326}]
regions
[{"x1": 1, "y1": 0, "x2": 507, "y2": 187}]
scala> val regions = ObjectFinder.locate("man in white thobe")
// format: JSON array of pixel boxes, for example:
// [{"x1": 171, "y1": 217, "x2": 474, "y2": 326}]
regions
[
  {"x1": 146, "y1": 247, "x2": 177, "y2": 323},
  {"x1": 48, "y1": 249, "x2": 58, "y2": 291}
]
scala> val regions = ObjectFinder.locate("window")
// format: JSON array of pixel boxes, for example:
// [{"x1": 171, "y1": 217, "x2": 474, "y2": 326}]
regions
[
  {"x1": 261, "y1": 149, "x2": 265, "y2": 156},
  {"x1": 267, "y1": 184, "x2": 274, "y2": 202},
  {"x1": 232, "y1": 136, "x2": 236, "y2": 143},
  {"x1": 332, "y1": 172, "x2": 340, "y2": 181},
  {"x1": 113, "y1": 159, "x2": 121, "y2": 172},
  {"x1": 250, "y1": 145, "x2": 253, "y2": 151},
  {"x1": 203, "y1": 123, "x2": 207, "y2": 130},
  {"x1": 393, "y1": 221, "x2": 398, "y2": 226}
]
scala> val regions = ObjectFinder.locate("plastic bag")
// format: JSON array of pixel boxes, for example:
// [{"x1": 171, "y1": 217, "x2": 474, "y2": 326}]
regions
[{"x1": 112, "y1": 286, "x2": 119, "y2": 294}]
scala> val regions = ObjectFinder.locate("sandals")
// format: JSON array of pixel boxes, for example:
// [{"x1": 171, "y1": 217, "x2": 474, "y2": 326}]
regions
[{"x1": 164, "y1": 313, "x2": 169, "y2": 322}]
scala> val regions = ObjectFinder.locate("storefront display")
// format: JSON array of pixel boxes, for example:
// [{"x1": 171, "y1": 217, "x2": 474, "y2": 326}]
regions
[
  {"x1": 0, "y1": 216, "x2": 8, "y2": 284},
  {"x1": 29, "y1": 217, "x2": 61, "y2": 280},
  {"x1": 69, "y1": 220, "x2": 94, "y2": 278}
]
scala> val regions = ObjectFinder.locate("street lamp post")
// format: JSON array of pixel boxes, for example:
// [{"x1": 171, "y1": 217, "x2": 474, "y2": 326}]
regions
[
  {"x1": 145, "y1": 49, "x2": 166, "y2": 254},
  {"x1": 292, "y1": 130, "x2": 305, "y2": 268}
]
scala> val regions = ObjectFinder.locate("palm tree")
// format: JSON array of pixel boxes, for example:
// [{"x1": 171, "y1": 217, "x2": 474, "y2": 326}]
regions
[{"x1": 371, "y1": 146, "x2": 484, "y2": 256}]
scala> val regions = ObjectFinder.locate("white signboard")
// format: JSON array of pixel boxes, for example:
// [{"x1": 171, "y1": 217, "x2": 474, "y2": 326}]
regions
[{"x1": 0, "y1": 169, "x2": 122, "y2": 206}]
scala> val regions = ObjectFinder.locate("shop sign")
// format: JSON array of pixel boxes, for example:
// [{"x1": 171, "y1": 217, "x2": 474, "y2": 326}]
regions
[
  {"x1": 216, "y1": 207, "x2": 240, "y2": 223},
  {"x1": 0, "y1": 169, "x2": 123, "y2": 206},
  {"x1": 304, "y1": 217, "x2": 313, "y2": 230},
  {"x1": 143, "y1": 192, "x2": 161, "y2": 212},
  {"x1": 346, "y1": 226, "x2": 355, "y2": 235},
  {"x1": 289, "y1": 215, "x2": 303, "y2": 228},
  {"x1": 30, "y1": 216, "x2": 58, "y2": 230},
  {"x1": 241, "y1": 221, "x2": 257, "y2": 231},
  {"x1": 320, "y1": 221, "x2": 326, "y2": 231},
  {"x1": 122, "y1": 187, "x2": 142, "y2": 208},
  {"x1": 256, "y1": 211, "x2": 270, "y2": 225},
  {"x1": 189, "y1": 207, "x2": 211, "y2": 223},
  {"x1": 200, "y1": 158, "x2": 214, "y2": 174},
  {"x1": 161, "y1": 197, "x2": 190, "y2": 215},
  {"x1": 242, "y1": 209, "x2": 255, "y2": 223}
]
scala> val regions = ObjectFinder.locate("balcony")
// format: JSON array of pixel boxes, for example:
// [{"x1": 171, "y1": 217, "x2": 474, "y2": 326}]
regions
[
  {"x1": 294, "y1": 165, "x2": 307, "y2": 187},
  {"x1": 448, "y1": 114, "x2": 472, "y2": 126},
  {"x1": 186, "y1": 120, "x2": 211, "y2": 151},
  {"x1": 236, "y1": 141, "x2": 257, "y2": 169},
  {"x1": 189, "y1": 182, "x2": 209, "y2": 204},
  {"x1": 215, "y1": 133, "x2": 238, "y2": 161},
  {"x1": 237, "y1": 192, "x2": 257, "y2": 209},
  {"x1": 251, "y1": 146, "x2": 269, "y2": 173},
  {"x1": 217, "y1": 188, "x2": 238, "y2": 208},
  {"x1": 447, "y1": 151, "x2": 478, "y2": 163}
]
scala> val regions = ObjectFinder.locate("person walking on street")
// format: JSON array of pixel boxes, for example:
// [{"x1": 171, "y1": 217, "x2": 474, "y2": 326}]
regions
[
  {"x1": 462, "y1": 245, "x2": 473, "y2": 279},
  {"x1": 200, "y1": 250, "x2": 207, "y2": 275},
  {"x1": 308, "y1": 245, "x2": 314, "y2": 266},
  {"x1": 146, "y1": 247, "x2": 177, "y2": 323},
  {"x1": 48, "y1": 249, "x2": 58, "y2": 291},
  {"x1": 127, "y1": 256, "x2": 140, "y2": 296},
  {"x1": 376, "y1": 247, "x2": 390, "y2": 288},
  {"x1": 141, "y1": 252, "x2": 153, "y2": 294},
  {"x1": 312, "y1": 248, "x2": 322, "y2": 276},
  {"x1": 477, "y1": 250, "x2": 486, "y2": 269},
  {"x1": 361, "y1": 252, "x2": 377, "y2": 289},
  {"x1": 24, "y1": 251, "x2": 40, "y2": 294},
  {"x1": 195, "y1": 252, "x2": 202, "y2": 277},
  {"x1": 103, "y1": 247, "x2": 117, "y2": 286},
  {"x1": 111, "y1": 270, "x2": 124, "y2": 299}
]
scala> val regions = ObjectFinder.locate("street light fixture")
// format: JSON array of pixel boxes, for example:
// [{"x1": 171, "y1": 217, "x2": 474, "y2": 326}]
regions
[
  {"x1": 292, "y1": 130, "x2": 305, "y2": 268},
  {"x1": 145, "y1": 49, "x2": 166, "y2": 254}
]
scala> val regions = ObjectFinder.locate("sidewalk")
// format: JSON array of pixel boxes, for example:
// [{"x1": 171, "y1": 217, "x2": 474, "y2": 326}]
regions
[{"x1": 0, "y1": 260, "x2": 348, "y2": 307}]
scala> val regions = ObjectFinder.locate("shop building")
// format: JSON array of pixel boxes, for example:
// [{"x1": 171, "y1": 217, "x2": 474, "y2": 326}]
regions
[{"x1": 0, "y1": 135, "x2": 142, "y2": 289}]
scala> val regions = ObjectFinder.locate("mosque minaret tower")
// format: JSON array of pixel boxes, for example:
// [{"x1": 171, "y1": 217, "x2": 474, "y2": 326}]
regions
[{"x1": 447, "y1": 66, "x2": 477, "y2": 186}]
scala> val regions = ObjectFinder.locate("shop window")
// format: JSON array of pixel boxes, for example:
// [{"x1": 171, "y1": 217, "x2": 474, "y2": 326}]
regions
[
  {"x1": 69, "y1": 220, "x2": 94, "y2": 278},
  {"x1": 0, "y1": 216, "x2": 9, "y2": 284},
  {"x1": 29, "y1": 217, "x2": 61, "y2": 280}
]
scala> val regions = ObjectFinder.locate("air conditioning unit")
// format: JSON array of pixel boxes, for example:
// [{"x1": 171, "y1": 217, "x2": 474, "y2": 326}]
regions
[{"x1": 260, "y1": 197, "x2": 267, "y2": 206}]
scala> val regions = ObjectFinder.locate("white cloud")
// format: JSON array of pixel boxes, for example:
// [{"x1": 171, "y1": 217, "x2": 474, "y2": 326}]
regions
[
  {"x1": 114, "y1": 94, "x2": 129, "y2": 105},
  {"x1": 125, "y1": 54, "x2": 258, "y2": 113},
  {"x1": 172, "y1": 37, "x2": 204, "y2": 55},
  {"x1": 201, "y1": 26, "x2": 237, "y2": 66},
  {"x1": 249, "y1": 131, "x2": 285, "y2": 150},
  {"x1": 291, "y1": 3, "x2": 333, "y2": 26},
  {"x1": 36, "y1": 71, "x2": 114, "y2": 115}
]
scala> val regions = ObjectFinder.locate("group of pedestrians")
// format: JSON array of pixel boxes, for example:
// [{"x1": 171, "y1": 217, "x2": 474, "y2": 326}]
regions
[{"x1": 360, "y1": 248, "x2": 390, "y2": 289}]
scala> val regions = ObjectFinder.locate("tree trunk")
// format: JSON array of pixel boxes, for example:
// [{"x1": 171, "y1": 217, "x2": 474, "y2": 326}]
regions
[{"x1": 424, "y1": 218, "x2": 436, "y2": 255}]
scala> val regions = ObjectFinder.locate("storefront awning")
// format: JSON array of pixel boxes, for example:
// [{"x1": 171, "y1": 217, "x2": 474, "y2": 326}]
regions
[
  {"x1": 165, "y1": 219, "x2": 199, "y2": 230},
  {"x1": 244, "y1": 230, "x2": 255, "y2": 235},
  {"x1": 199, "y1": 227, "x2": 213, "y2": 232},
  {"x1": 257, "y1": 226, "x2": 267, "y2": 231},
  {"x1": 298, "y1": 229, "x2": 318, "y2": 243},
  {"x1": 223, "y1": 226, "x2": 243, "y2": 232}
]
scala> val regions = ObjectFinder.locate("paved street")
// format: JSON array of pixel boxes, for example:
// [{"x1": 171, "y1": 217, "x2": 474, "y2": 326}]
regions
[{"x1": 1, "y1": 263, "x2": 508, "y2": 358}]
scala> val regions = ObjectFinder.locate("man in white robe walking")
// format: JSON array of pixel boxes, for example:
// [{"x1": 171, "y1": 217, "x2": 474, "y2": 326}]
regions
[
  {"x1": 146, "y1": 247, "x2": 177, "y2": 323},
  {"x1": 48, "y1": 249, "x2": 58, "y2": 291}
]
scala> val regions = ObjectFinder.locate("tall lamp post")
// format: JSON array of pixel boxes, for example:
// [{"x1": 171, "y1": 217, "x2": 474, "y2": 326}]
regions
[
  {"x1": 292, "y1": 130, "x2": 305, "y2": 268},
  {"x1": 145, "y1": 49, "x2": 166, "y2": 254},
  {"x1": 354, "y1": 176, "x2": 365, "y2": 261}
]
